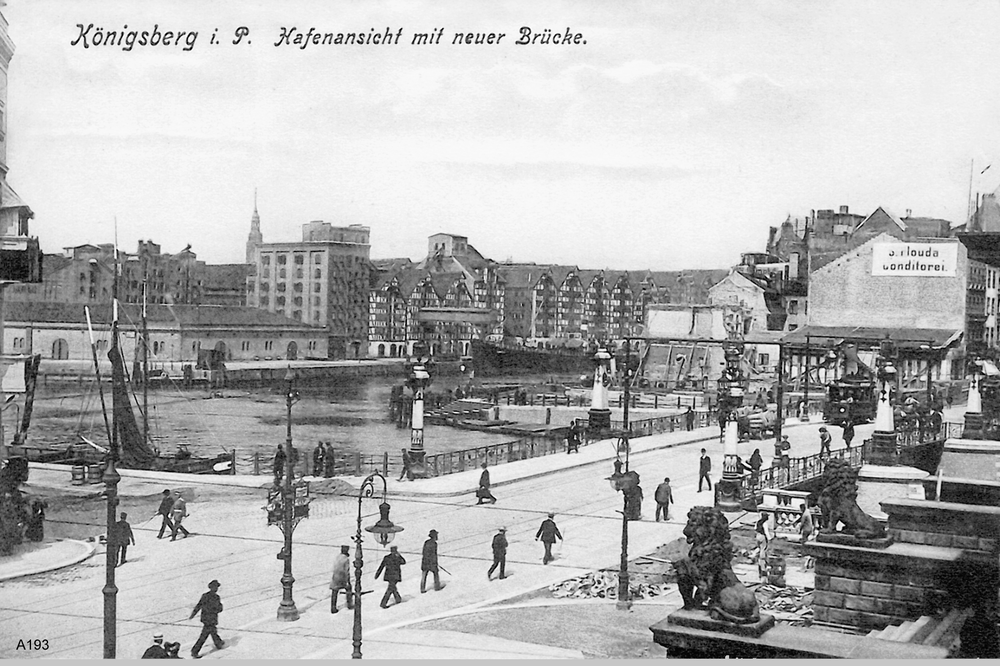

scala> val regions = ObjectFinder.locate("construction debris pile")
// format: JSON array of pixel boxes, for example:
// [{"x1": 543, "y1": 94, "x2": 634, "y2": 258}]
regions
[
  {"x1": 752, "y1": 584, "x2": 814, "y2": 626},
  {"x1": 549, "y1": 570, "x2": 672, "y2": 600}
]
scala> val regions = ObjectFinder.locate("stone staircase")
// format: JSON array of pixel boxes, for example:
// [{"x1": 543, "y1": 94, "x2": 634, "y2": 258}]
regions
[{"x1": 865, "y1": 608, "x2": 972, "y2": 651}]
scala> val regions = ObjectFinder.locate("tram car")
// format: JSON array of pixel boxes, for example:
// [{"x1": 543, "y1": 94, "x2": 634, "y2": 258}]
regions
[{"x1": 823, "y1": 378, "x2": 877, "y2": 425}]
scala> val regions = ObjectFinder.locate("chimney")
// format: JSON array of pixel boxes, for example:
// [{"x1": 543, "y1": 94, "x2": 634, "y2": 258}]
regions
[{"x1": 839, "y1": 205, "x2": 848, "y2": 214}]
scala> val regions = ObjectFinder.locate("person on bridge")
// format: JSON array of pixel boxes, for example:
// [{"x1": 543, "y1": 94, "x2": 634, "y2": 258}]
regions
[
  {"x1": 748, "y1": 449, "x2": 763, "y2": 485},
  {"x1": 842, "y1": 421, "x2": 855, "y2": 448},
  {"x1": 477, "y1": 463, "x2": 497, "y2": 505},
  {"x1": 755, "y1": 512, "x2": 773, "y2": 579},
  {"x1": 330, "y1": 545, "x2": 354, "y2": 612},
  {"x1": 375, "y1": 545, "x2": 406, "y2": 608},
  {"x1": 421, "y1": 530, "x2": 442, "y2": 592},
  {"x1": 312, "y1": 442, "x2": 325, "y2": 477},
  {"x1": 774, "y1": 435, "x2": 791, "y2": 468},
  {"x1": 535, "y1": 514, "x2": 563, "y2": 564},
  {"x1": 698, "y1": 449, "x2": 712, "y2": 492},
  {"x1": 819, "y1": 427, "x2": 832, "y2": 457},
  {"x1": 156, "y1": 489, "x2": 175, "y2": 539},
  {"x1": 685, "y1": 406, "x2": 695, "y2": 431},
  {"x1": 488, "y1": 527, "x2": 508, "y2": 580},
  {"x1": 273, "y1": 444, "x2": 286, "y2": 486},
  {"x1": 797, "y1": 502, "x2": 814, "y2": 545},
  {"x1": 323, "y1": 443, "x2": 336, "y2": 477},
  {"x1": 189, "y1": 580, "x2": 225, "y2": 658}
]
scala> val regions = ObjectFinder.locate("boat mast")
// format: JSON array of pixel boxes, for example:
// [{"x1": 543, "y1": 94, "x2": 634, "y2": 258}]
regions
[{"x1": 142, "y1": 270, "x2": 149, "y2": 448}]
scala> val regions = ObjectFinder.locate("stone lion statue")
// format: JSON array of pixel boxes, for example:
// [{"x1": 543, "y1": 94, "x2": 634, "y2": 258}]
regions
[
  {"x1": 817, "y1": 458, "x2": 886, "y2": 540},
  {"x1": 675, "y1": 506, "x2": 760, "y2": 624}
]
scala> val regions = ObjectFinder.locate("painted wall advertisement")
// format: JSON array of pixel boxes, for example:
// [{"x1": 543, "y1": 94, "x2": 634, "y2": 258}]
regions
[{"x1": 871, "y1": 243, "x2": 957, "y2": 277}]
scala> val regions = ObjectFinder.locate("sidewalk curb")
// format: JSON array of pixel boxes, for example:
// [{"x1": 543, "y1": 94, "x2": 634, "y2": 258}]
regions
[{"x1": 0, "y1": 539, "x2": 96, "y2": 582}]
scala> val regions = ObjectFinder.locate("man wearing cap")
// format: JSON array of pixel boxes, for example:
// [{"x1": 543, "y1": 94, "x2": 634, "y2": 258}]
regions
[
  {"x1": 189, "y1": 580, "x2": 225, "y2": 658},
  {"x1": 654, "y1": 477, "x2": 673, "y2": 522},
  {"x1": 421, "y1": 529, "x2": 442, "y2": 593},
  {"x1": 375, "y1": 545, "x2": 407, "y2": 608},
  {"x1": 330, "y1": 545, "x2": 354, "y2": 613},
  {"x1": 112, "y1": 512, "x2": 135, "y2": 567},
  {"x1": 156, "y1": 489, "x2": 175, "y2": 539},
  {"x1": 535, "y1": 514, "x2": 562, "y2": 564},
  {"x1": 141, "y1": 633, "x2": 167, "y2": 659},
  {"x1": 170, "y1": 491, "x2": 190, "y2": 541},
  {"x1": 488, "y1": 527, "x2": 507, "y2": 580},
  {"x1": 819, "y1": 427, "x2": 832, "y2": 457}
]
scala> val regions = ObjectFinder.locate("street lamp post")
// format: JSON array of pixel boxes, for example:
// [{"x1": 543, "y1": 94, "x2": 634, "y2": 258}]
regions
[
  {"x1": 352, "y1": 471, "x2": 403, "y2": 659},
  {"x1": 405, "y1": 342, "x2": 433, "y2": 479},
  {"x1": 588, "y1": 345, "x2": 613, "y2": 430},
  {"x1": 277, "y1": 367, "x2": 300, "y2": 622},
  {"x1": 607, "y1": 338, "x2": 639, "y2": 611},
  {"x1": 802, "y1": 334, "x2": 811, "y2": 420},
  {"x1": 715, "y1": 338, "x2": 747, "y2": 512},
  {"x1": 869, "y1": 336, "x2": 900, "y2": 463},
  {"x1": 964, "y1": 356, "x2": 985, "y2": 439},
  {"x1": 102, "y1": 439, "x2": 121, "y2": 658}
]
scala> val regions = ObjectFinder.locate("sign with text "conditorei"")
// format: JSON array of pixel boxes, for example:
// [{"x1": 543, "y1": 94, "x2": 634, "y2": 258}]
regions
[{"x1": 871, "y1": 243, "x2": 958, "y2": 277}]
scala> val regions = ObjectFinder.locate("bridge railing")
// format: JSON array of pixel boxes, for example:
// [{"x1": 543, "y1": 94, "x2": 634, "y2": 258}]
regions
[{"x1": 748, "y1": 443, "x2": 868, "y2": 494}]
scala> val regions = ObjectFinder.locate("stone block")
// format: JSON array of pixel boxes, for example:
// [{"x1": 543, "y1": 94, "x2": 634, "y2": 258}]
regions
[
  {"x1": 980, "y1": 538, "x2": 998, "y2": 552},
  {"x1": 898, "y1": 529, "x2": 925, "y2": 544},
  {"x1": 856, "y1": 612, "x2": 897, "y2": 630},
  {"x1": 952, "y1": 535, "x2": 979, "y2": 550},
  {"x1": 828, "y1": 608, "x2": 860, "y2": 626},
  {"x1": 873, "y1": 597, "x2": 911, "y2": 617},
  {"x1": 893, "y1": 585, "x2": 924, "y2": 603},
  {"x1": 888, "y1": 528, "x2": 901, "y2": 541},
  {"x1": 813, "y1": 606, "x2": 830, "y2": 623},
  {"x1": 666, "y1": 609, "x2": 776, "y2": 638},
  {"x1": 829, "y1": 577, "x2": 861, "y2": 594},
  {"x1": 844, "y1": 595, "x2": 878, "y2": 613},
  {"x1": 814, "y1": 591, "x2": 845, "y2": 608},
  {"x1": 923, "y1": 532, "x2": 953, "y2": 548},
  {"x1": 860, "y1": 581, "x2": 893, "y2": 598},
  {"x1": 814, "y1": 574, "x2": 830, "y2": 590}
]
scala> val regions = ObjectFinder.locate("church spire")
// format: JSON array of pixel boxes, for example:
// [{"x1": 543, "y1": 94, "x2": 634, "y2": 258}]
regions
[{"x1": 246, "y1": 188, "x2": 263, "y2": 265}]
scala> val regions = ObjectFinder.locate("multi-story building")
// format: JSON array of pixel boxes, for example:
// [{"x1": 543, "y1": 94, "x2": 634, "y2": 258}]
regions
[
  {"x1": 247, "y1": 214, "x2": 370, "y2": 359},
  {"x1": 368, "y1": 234, "x2": 505, "y2": 357}
]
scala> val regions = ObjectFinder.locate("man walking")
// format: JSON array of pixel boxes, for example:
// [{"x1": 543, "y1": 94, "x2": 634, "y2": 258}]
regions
[
  {"x1": 842, "y1": 421, "x2": 855, "y2": 448},
  {"x1": 566, "y1": 420, "x2": 581, "y2": 454},
  {"x1": 330, "y1": 545, "x2": 353, "y2": 613},
  {"x1": 421, "y1": 529, "x2": 442, "y2": 593},
  {"x1": 156, "y1": 489, "x2": 175, "y2": 539},
  {"x1": 312, "y1": 442, "x2": 325, "y2": 477},
  {"x1": 112, "y1": 512, "x2": 135, "y2": 566},
  {"x1": 698, "y1": 449, "x2": 712, "y2": 492},
  {"x1": 323, "y1": 442, "x2": 336, "y2": 478},
  {"x1": 273, "y1": 444, "x2": 286, "y2": 486},
  {"x1": 171, "y1": 491, "x2": 190, "y2": 541},
  {"x1": 535, "y1": 514, "x2": 562, "y2": 564},
  {"x1": 189, "y1": 580, "x2": 225, "y2": 658},
  {"x1": 476, "y1": 463, "x2": 497, "y2": 504},
  {"x1": 398, "y1": 449, "x2": 411, "y2": 482},
  {"x1": 797, "y1": 502, "x2": 815, "y2": 545},
  {"x1": 375, "y1": 545, "x2": 406, "y2": 608},
  {"x1": 819, "y1": 427, "x2": 832, "y2": 457},
  {"x1": 685, "y1": 406, "x2": 695, "y2": 431},
  {"x1": 654, "y1": 477, "x2": 673, "y2": 521},
  {"x1": 488, "y1": 527, "x2": 507, "y2": 580}
]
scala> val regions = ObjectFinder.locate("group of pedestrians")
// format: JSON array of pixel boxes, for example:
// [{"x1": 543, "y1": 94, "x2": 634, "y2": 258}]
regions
[
  {"x1": 110, "y1": 488, "x2": 191, "y2": 570},
  {"x1": 312, "y1": 442, "x2": 339, "y2": 478}
]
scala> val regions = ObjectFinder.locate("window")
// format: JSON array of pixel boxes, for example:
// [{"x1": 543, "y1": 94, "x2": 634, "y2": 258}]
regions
[
  {"x1": 259, "y1": 296, "x2": 269, "y2": 307},
  {"x1": 314, "y1": 283, "x2": 321, "y2": 293},
  {"x1": 314, "y1": 269, "x2": 322, "y2": 279},
  {"x1": 313, "y1": 253, "x2": 322, "y2": 264},
  {"x1": 265, "y1": 340, "x2": 274, "y2": 351},
  {"x1": 295, "y1": 269, "x2": 303, "y2": 279},
  {"x1": 293, "y1": 310, "x2": 302, "y2": 320},
  {"x1": 277, "y1": 296, "x2": 285, "y2": 306},
  {"x1": 279, "y1": 269, "x2": 286, "y2": 279},
  {"x1": 758, "y1": 353, "x2": 769, "y2": 366},
  {"x1": 262, "y1": 255, "x2": 271, "y2": 266},
  {"x1": 277, "y1": 283, "x2": 286, "y2": 292},
  {"x1": 789, "y1": 324, "x2": 798, "y2": 331},
  {"x1": 277, "y1": 254, "x2": 287, "y2": 265},
  {"x1": 293, "y1": 283, "x2": 303, "y2": 293},
  {"x1": 241, "y1": 340, "x2": 251, "y2": 351},
  {"x1": 788, "y1": 300, "x2": 798, "y2": 315},
  {"x1": 294, "y1": 254, "x2": 304, "y2": 265},
  {"x1": 314, "y1": 296, "x2": 321, "y2": 306}
]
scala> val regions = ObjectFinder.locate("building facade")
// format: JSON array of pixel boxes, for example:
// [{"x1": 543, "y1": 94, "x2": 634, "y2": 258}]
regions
[{"x1": 247, "y1": 217, "x2": 370, "y2": 359}]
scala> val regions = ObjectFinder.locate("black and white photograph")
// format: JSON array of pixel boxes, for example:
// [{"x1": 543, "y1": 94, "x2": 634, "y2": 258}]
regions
[{"x1": 2, "y1": 0, "x2": 1000, "y2": 659}]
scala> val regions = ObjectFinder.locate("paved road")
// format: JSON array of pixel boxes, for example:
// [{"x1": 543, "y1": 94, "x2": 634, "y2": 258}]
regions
[{"x1": 0, "y1": 416, "x2": 880, "y2": 659}]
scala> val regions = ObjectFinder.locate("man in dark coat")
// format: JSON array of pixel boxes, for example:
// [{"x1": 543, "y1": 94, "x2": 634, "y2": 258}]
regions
[
  {"x1": 566, "y1": 420, "x2": 581, "y2": 454},
  {"x1": 421, "y1": 529, "x2": 442, "y2": 593},
  {"x1": 375, "y1": 545, "x2": 406, "y2": 608},
  {"x1": 273, "y1": 445, "x2": 286, "y2": 486},
  {"x1": 189, "y1": 580, "x2": 224, "y2": 658},
  {"x1": 654, "y1": 477, "x2": 673, "y2": 522},
  {"x1": 330, "y1": 544, "x2": 353, "y2": 613},
  {"x1": 398, "y1": 449, "x2": 411, "y2": 482},
  {"x1": 685, "y1": 406, "x2": 695, "y2": 431},
  {"x1": 535, "y1": 514, "x2": 562, "y2": 564},
  {"x1": 156, "y1": 489, "x2": 175, "y2": 539},
  {"x1": 141, "y1": 633, "x2": 166, "y2": 659},
  {"x1": 312, "y1": 442, "x2": 325, "y2": 477},
  {"x1": 112, "y1": 512, "x2": 135, "y2": 567},
  {"x1": 698, "y1": 449, "x2": 712, "y2": 492},
  {"x1": 476, "y1": 463, "x2": 496, "y2": 504},
  {"x1": 842, "y1": 421, "x2": 855, "y2": 448},
  {"x1": 488, "y1": 527, "x2": 507, "y2": 580}
]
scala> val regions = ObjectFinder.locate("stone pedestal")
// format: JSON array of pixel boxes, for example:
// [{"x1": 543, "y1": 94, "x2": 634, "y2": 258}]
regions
[
  {"x1": 963, "y1": 412, "x2": 984, "y2": 440},
  {"x1": 667, "y1": 609, "x2": 774, "y2": 637},
  {"x1": 857, "y1": 465, "x2": 928, "y2": 521},
  {"x1": 867, "y1": 430, "x2": 899, "y2": 466},
  {"x1": 588, "y1": 408, "x2": 611, "y2": 430}
]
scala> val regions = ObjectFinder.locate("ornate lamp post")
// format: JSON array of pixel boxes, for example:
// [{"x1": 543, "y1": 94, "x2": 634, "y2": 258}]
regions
[
  {"x1": 869, "y1": 336, "x2": 899, "y2": 463},
  {"x1": 588, "y1": 344, "x2": 613, "y2": 430},
  {"x1": 352, "y1": 471, "x2": 403, "y2": 659},
  {"x1": 607, "y1": 457, "x2": 639, "y2": 610},
  {"x1": 270, "y1": 367, "x2": 309, "y2": 622},
  {"x1": 405, "y1": 341, "x2": 433, "y2": 478},
  {"x1": 102, "y1": 435, "x2": 121, "y2": 658},
  {"x1": 715, "y1": 339, "x2": 747, "y2": 512}
]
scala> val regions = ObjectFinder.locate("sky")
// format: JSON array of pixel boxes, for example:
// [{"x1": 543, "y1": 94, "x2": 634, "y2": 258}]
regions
[{"x1": 5, "y1": 0, "x2": 1000, "y2": 270}]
